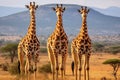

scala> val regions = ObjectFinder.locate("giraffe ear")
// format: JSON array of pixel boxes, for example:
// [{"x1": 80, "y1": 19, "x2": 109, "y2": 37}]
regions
[
  {"x1": 35, "y1": 5, "x2": 38, "y2": 10},
  {"x1": 52, "y1": 7, "x2": 56, "y2": 11},
  {"x1": 87, "y1": 9, "x2": 90, "y2": 13},
  {"x1": 63, "y1": 7, "x2": 65, "y2": 11},
  {"x1": 78, "y1": 9, "x2": 81, "y2": 13},
  {"x1": 25, "y1": 5, "x2": 29, "y2": 9}
]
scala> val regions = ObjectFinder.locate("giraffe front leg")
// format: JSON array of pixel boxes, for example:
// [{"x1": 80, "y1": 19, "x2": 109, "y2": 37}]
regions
[
  {"x1": 34, "y1": 52, "x2": 39, "y2": 80},
  {"x1": 55, "y1": 53, "x2": 59, "y2": 80},
  {"x1": 63, "y1": 53, "x2": 67, "y2": 76},
  {"x1": 84, "y1": 54, "x2": 87, "y2": 80},
  {"x1": 61, "y1": 53, "x2": 66, "y2": 80},
  {"x1": 78, "y1": 53, "x2": 82, "y2": 80},
  {"x1": 86, "y1": 53, "x2": 90, "y2": 80}
]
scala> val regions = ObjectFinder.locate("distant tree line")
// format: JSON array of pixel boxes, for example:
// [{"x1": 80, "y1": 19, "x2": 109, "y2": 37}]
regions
[
  {"x1": 92, "y1": 42, "x2": 120, "y2": 54},
  {"x1": 0, "y1": 41, "x2": 120, "y2": 62}
]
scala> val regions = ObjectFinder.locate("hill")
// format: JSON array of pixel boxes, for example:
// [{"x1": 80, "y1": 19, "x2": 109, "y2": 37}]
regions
[
  {"x1": 93, "y1": 6, "x2": 120, "y2": 17},
  {"x1": 0, "y1": 4, "x2": 120, "y2": 36},
  {"x1": 0, "y1": 6, "x2": 25, "y2": 17}
]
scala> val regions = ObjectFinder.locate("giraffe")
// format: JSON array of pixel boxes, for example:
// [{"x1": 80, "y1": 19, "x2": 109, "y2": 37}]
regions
[
  {"x1": 17, "y1": 2, "x2": 40, "y2": 80},
  {"x1": 47, "y1": 4, "x2": 68, "y2": 80},
  {"x1": 71, "y1": 6, "x2": 91, "y2": 80}
]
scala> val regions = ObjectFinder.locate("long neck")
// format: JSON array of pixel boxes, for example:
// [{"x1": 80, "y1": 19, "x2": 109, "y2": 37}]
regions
[
  {"x1": 27, "y1": 11, "x2": 36, "y2": 35},
  {"x1": 56, "y1": 15, "x2": 63, "y2": 28},
  {"x1": 79, "y1": 16, "x2": 88, "y2": 35}
]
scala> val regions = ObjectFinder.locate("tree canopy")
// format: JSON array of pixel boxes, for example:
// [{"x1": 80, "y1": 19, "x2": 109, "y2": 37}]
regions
[
  {"x1": 0, "y1": 43, "x2": 18, "y2": 63},
  {"x1": 103, "y1": 59, "x2": 120, "y2": 80}
]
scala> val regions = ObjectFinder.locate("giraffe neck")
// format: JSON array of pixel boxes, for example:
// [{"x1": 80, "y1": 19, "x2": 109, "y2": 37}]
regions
[
  {"x1": 80, "y1": 17, "x2": 88, "y2": 34},
  {"x1": 27, "y1": 11, "x2": 36, "y2": 35},
  {"x1": 56, "y1": 15, "x2": 63, "y2": 28}
]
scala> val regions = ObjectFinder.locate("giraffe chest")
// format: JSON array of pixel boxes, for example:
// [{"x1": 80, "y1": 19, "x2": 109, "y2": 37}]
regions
[
  {"x1": 73, "y1": 37, "x2": 91, "y2": 53},
  {"x1": 21, "y1": 36, "x2": 40, "y2": 52},
  {"x1": 49, "y1": 34, "x2": 68, "y2": 54}
]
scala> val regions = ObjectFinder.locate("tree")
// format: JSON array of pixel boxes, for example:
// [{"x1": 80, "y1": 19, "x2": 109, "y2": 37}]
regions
[
  {"x1": 103, "y1": 59, "x2": 120, "y2": 80},
  {"x1": 0, "y1": 43, "x2": 18, "y2": 63},
  {"x1": 104, "y1": 46, "x2": 120, "y2": 54}
]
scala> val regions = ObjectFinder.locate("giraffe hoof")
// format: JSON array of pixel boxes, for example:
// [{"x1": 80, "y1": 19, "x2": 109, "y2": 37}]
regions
[
  {"x1": 56, "y1": 67, "x2": 59, "y2": 70},
  {"x1": 61, "y1": 68, "x2": 63, "y2": 70},
  {"x1": 34, "y1": 68, "x2": 37, "y2": 71},
  {"x1": 29, "y1": 69, "x2": 32, "y2": 72},
  {"x1": 86, "y1": 67, "x2": 89, "y2": 70},
  {"x1": 79, "y1": 68, "x2": 82, "y2": 71}
]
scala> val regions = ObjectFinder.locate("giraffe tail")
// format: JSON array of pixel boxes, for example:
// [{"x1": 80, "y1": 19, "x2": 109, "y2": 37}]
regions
[{"x1": 17, "y1": 60, "x2": 20, "y2": 74}]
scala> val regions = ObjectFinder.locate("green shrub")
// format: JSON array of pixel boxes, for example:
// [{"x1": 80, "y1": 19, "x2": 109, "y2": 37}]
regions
[
  {"x1": 8, "y1": 62, "x2": 20, "y2": 75},
  {"x1": 104, "y1": 46, "x2": 120, "y2": 54},
  {"x1": 92, "y1": 42, "x2": 105, "y2": 52},
  {"x1": 40, "y1": 47, "x2": 47, "y2": 53},
  {"x1": 38, "y1": 63, "x2": 52, "y2": 73}
]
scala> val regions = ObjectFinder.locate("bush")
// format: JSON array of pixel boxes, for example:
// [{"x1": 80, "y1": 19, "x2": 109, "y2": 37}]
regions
[
  {"x1": 8, "y1": 62, "x2": 20, "y2": 75},
  {"x1": 40, "y1": 47, "x2": 47, "y2": 53},
  {"x1": 104, "y1": 46, "x2": 120, "y2": 54},
  {"x1": 38, "y1": 63, "x2": 52, "y2": 73},
  {"x1": 92, "y1": 42, "x2": 105, "y2": 52},
  {"x1": 1, "y1": 62, "x2": 9, "y2": 71}
]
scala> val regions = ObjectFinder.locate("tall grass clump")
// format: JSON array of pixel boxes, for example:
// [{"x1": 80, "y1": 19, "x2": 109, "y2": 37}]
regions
[
  {"x1": 1, "y1": 62, "x2": 9, "y2": 71},
  {"x1": 8, "y1": 61, "x2": 20, "y2": 75},
  {"x1": 38, "y1": 63, "x2": 52, "y2": 73}
]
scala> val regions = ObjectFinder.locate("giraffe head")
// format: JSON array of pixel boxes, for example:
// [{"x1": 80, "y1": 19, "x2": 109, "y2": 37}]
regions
[
  {"x1": 78, "y1": 6, "x2": 90, "y2": 20},
  {"x1": 25, "y1": 2, "x2": 38, "y2": 14},
  {"x1": 52, "y1": 4, "x2": 65, "y2": 17}
]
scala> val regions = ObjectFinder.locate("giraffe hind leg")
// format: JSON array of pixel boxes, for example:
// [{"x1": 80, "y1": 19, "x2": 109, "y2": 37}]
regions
[
  {"x1": 18, "y1": 45, "x2": 24, "y2": 75},
  {"x1": 25, "y1": 53, "x2": 32, "y2": 80},
  {"x1": 47, "y1": 43, "x2": 56, "y2": 80},
  {"x1": 71, "y1": 45, "x2": 78, "y2": 80}
]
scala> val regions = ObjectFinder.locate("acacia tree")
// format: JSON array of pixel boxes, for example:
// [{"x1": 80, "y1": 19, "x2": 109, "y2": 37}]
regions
[
  {"x1": 103, "y1": 59, "x2": 120, "y2": 80},
  {"x1": 0, "y1": 43, "x2": 18, "y2": 63}
]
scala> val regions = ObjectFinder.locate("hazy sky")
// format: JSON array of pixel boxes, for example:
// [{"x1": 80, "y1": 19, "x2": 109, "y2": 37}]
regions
[{"x1": 0, "y1": 0, "x2": 120, "y2": 9}]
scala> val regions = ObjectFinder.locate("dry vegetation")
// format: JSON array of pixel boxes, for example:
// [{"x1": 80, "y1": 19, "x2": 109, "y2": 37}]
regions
[{"x1": 0, "y1": 53, "x2": 120, "y2": 80}]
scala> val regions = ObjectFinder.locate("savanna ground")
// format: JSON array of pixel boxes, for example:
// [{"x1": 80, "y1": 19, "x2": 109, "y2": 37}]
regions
[{"x1": 0, "y1": 53, "x2": 120, "y2": 80}]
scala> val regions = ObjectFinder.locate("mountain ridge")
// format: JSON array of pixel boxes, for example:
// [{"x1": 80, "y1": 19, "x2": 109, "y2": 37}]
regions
[
  {"x1": 0, "y1": 6, "x2": 26, "y2": 17},
  {"x1": 93, "y1": 6, "x2": 120, "y2": 17},
  {"x1": 0, "y1": 4, "x2": 120, "y2": 36}
]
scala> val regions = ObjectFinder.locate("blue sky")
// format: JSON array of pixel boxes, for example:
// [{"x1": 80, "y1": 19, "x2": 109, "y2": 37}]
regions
[{"x1": 0, "y1": 0, "x2": 120, "y2": 9}]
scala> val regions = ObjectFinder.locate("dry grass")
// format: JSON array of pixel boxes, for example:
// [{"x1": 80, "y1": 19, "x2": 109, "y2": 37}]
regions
[{"x1": 0, "y1": 53, "x2": 120, "y2": 80}]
